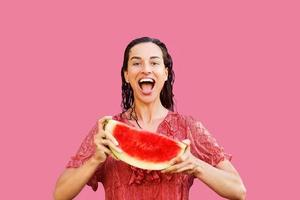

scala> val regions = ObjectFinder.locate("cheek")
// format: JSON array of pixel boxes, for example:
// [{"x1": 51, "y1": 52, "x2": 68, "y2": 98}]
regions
[
  {"x1": 156, "y1": 69, "x2": 168, "y2": 81},
  {"x1": 156, "y1": 67, "x2": 168, "y2": 80},
  {"x1": 126, "y1": 69, "x2": 138, "y2": 80},
  {"x1": 156, "y1": 75, "x2": 167, "y2": 88}
]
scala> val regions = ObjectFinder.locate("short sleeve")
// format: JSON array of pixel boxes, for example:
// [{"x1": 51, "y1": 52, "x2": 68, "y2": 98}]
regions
[
  {"x1": 186, "y1": 116, "x2": 232, "y2": 167},
  {"x1": 66, "y1": 123, "x2": 104, "y2": 191}
]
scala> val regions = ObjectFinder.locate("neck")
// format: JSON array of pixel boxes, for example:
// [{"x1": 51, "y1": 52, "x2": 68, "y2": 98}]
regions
[{"x1": 133, "y1": 100, "x2": 168, "y2": 124}]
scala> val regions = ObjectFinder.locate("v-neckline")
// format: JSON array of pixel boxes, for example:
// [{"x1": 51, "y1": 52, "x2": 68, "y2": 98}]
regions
[{"x1": 123, "y1": 110, "x2": 171, "y2": 133}]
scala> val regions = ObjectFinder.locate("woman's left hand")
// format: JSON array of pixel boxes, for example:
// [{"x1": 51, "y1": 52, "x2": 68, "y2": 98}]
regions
[{"x1": 161, "y1": 139, "x2": 200, "y2": 176}]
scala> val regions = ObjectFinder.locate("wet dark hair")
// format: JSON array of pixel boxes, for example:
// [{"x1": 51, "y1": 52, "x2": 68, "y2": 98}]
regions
[{"x1": 121, "y1": 37, "x2": 175, "y2": 111}]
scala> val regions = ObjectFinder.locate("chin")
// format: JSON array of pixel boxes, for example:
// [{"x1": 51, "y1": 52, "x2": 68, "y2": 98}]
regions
[{"x1": 135, "y1": 93, "x2": 160, "y2": 105}]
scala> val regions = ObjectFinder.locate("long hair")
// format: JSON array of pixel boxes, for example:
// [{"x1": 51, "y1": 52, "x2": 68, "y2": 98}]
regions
[{"x1": 121, "y1": 37, "x2": 175, "y2": 111}]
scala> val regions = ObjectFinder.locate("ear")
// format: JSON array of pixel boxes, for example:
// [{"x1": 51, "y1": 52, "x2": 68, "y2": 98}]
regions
[
  {"x1": 124, "y1": 70, "x2": 129, "y2": 83},
  {"x1": 164, "y1": 67, "x2": 168, "y2": 81}
]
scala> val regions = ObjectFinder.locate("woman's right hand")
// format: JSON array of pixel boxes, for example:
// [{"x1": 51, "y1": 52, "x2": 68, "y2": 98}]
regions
[{"x1": 92, "y1": 116, "x2": 122, "y2": 164}]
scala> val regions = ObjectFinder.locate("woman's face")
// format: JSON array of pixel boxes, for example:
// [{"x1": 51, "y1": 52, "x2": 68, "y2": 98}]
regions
[{"x1": 124, "y1": 42, "x2": 168, "y2": 105}]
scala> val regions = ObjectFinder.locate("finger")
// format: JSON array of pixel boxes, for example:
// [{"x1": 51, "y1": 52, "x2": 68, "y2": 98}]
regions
[
  {"x1": 94, "y1": 132, "x2": 104, "y2": 142},
  {"x1": 182, "y1": 139, "x2": 191, "y2": 153},
  {"x1": 95, "y1": 128, "x2": 118, "y2": 147},
  {"x1": 94, "y1": 136, "x2": 102, "y2": 147},
  {"x1": 174, "y1": 164, "x2": 195, "y2": 173},
  {"x1": 169, "y1": 152, "x2": 188, "y2": 165},
  {"x1": 104, "y1": 130, "x2": 119, "y2": 146},
  {"x1": 180, "y1": 151, "x2": 190, "y2": 161},
  {"x1": 96, "y1": 144, "x2": 112, "y2": 155},
  {"x1": 95, "y1": 129, "x2": 108, "y2": 142},
  {"x1": 169, "y1": 143, "x2": 191, "y2": 165},
  {"x1": 94, "y1": 135, "x2": 121, "y2": 154},
  {"x1": 182, "y1": 139, "x2": 191, "y2": 146},
  {"x1": 169, "y1": 151, "x2": 188, "y2": 164},
  {"x1": 162, "y1": 161, "x2": 189, "y2": 173},
  {"x1": 96, "y1": 117, "x2": 119, "y2": 146},
  {"x1": 94, "y1": 137, "x2": 112, "y2": 153},
  {"x1": 102, "y1": 138, "x2": 123, "y2": 153},
  {"x1": 97, "y1": 116, "x2": 113, "y2": 131},
  {"x1": 169, "y1": 162, "x2": 191, "y2": 173}
]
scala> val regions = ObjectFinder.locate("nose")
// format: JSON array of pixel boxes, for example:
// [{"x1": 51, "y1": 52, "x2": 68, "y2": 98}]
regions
[{"x1": 141, "y1": 61, "x2": 152, "y2": 74}]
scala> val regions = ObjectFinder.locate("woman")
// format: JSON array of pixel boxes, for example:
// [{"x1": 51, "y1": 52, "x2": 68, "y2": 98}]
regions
[{"x1": 54, "y1": 37, "x2": 246, "y2": 200}]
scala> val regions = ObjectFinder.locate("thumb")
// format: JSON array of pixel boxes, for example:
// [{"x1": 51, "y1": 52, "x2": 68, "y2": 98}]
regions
[
  {"x1": 97, "y1": 116, "x2": 113, "y2": 130},
  {"x1": 182, "y1": 139, "x2": 191, "y2": 146},
  {"x1": 181, "y1": 139, "x2": 191, "y2": 152}
]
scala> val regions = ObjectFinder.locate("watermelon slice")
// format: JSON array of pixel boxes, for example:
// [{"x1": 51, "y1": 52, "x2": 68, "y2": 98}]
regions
[{"x1": 103, "y1": 119, "x2": 187, "y2": 170}]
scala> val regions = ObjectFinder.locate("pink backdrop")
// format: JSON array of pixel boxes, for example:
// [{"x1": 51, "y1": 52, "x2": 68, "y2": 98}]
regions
[{"x1": 1, "y1": 0, "x2": 299, "y2": 199}]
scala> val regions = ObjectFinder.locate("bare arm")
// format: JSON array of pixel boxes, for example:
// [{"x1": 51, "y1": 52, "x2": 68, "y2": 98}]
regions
[
  {"x1": 162, "y1": 140, "x2": 246, "y2": 200},
  {"x1": 53, "y1": 157, "x2": 102, "y2": 200},
  {"x1": 194, "y1": 159, "x2": 246, "y2": 200},
  {"x1": 54, "y1": 116, "x2": 122, "y2": 200}
]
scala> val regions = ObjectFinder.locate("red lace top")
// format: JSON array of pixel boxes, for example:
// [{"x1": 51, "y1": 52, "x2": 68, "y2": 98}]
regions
[{"x1": 66, "y1": 111, "x2": 232, "y2": 200}]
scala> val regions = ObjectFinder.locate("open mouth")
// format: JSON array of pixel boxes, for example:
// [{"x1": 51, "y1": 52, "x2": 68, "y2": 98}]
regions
[{"x1": 138, "y1": 78, "x2": 155, "y2": 94}]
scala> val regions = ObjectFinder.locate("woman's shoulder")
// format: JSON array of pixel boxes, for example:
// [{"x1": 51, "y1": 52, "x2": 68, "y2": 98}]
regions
[
  {"x1": 112, "y1": 111, "x2": 129, "y2": 122},
  {"x1": 166, "y1": 111, "x2": 209, "y2": 134},
  {"x1": 167, "y1": 111, "x2": 197, "y2": 124},
  {"x1": 162, "y1": 111, "x2": 201, "y2": 131},
  {"x1": 112, "y1": 112, "x2": 122, "y2": 120}
]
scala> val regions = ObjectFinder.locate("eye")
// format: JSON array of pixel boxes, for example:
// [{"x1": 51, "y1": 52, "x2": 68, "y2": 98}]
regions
[
  {"x1": 151, "y1": 62, "x2": 159, "y2": 66},
  {"x1": 133, "y1": 62, "x2": 141, "y2": 66}
]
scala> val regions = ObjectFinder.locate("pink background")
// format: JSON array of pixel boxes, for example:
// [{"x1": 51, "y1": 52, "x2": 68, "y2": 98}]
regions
[{"x1": 1, "y1": 0, "x2": 299, "y2": 199}]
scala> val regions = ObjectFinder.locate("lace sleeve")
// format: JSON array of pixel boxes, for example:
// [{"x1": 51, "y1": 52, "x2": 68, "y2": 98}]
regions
[
  {"x1": 66, "y1": 123, "x2": 104, "y2": 191},
  {"x1": 186, "y1": 116, "x2": 232, "y2": 167}
]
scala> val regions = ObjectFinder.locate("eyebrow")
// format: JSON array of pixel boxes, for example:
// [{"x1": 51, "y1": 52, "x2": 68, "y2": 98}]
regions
[
  {"x1": 130, "y1": 56, "x2": 162, "y2": 60},
  {"x1": 130, "y1": 56, "x2": 141, "y2": 60}
]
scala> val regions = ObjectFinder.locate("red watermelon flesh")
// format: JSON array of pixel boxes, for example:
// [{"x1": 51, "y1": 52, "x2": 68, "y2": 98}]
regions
[{"x1": 103, "y1": 119, "x2": 187, "y2": 170}]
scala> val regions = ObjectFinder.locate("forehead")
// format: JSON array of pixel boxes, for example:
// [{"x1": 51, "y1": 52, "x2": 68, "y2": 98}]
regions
[{"x1": 129, "y1": 42, "x2": 163, "y2": 59}]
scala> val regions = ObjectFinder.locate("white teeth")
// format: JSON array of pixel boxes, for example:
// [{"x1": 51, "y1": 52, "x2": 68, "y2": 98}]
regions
[{"x1": 139, "y1": 78, "x2": 154, "y2": 83}]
